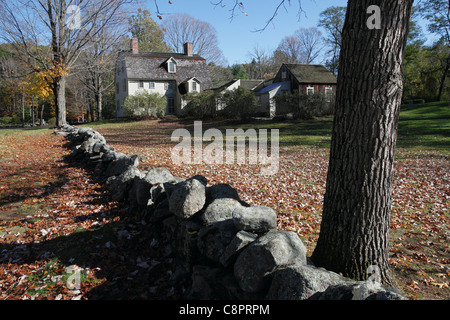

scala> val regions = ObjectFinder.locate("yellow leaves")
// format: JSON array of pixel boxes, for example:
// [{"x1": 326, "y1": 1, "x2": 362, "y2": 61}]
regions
[{"x1": 19, "y1": 59, "x2": 70, "y2": 100}]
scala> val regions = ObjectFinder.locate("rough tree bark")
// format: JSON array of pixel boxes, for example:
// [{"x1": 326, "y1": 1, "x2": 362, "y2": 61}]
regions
[
  {"x1": 48, "y1": 0, "x2": 67, "y2": 127},
  {"x1": 311, "y1": 0, "x2": 413, "y2": 285},
  {"x1": 54, "y1": 75, "x2": 67, "y2": 127}
]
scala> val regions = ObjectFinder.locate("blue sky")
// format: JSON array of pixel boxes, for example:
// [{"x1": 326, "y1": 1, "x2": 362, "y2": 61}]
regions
[
  {"x1": 146, "y1": 0, "x2": 349, "y2": 65},
  {"x1": 145, "y1": 0, "x2": 436, "y2": 66}
]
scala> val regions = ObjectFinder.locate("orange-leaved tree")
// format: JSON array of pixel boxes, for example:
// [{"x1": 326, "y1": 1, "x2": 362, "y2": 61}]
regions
[{"x1": 22, "y1": 61, "x2": 68, "y2": 126}]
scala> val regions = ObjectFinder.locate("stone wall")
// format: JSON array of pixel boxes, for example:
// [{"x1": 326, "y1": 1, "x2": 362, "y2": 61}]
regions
[{"x1": 59, "y1": 124, "x2": 406, "y2": 300}]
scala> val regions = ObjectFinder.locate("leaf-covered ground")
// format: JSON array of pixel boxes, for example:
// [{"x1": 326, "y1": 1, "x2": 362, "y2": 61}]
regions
[
  {"x1": 0, "y1": 129, "x2": 185, "y2": 299},
  {"x1": 0, "y1": 111, "x2": 448, "y2": 300}
]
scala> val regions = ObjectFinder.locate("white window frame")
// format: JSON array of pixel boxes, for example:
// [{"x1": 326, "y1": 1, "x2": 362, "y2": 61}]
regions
[
  {"x1": 168, "y1": 60, "x2": 176, "y2": 73},
  {"x1": 306, "y1": 86, "x2": 314, "y2": 95},
  {"x1": 149, "y1": 82, "x2": 155, "y2": 89},
  {"x1": 325, "y1": 87, "x2": 333, "y2": 102}
]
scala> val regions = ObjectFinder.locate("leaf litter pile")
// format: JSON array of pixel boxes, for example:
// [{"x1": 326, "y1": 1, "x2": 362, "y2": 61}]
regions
[{"x1": 0, "y1": 121, "x2": 449, "y2": 300}]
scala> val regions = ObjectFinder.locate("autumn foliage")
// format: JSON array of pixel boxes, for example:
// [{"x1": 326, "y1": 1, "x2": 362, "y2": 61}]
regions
[{"x1": 0, "y1": 116, "x2": 448, "y2": 299}]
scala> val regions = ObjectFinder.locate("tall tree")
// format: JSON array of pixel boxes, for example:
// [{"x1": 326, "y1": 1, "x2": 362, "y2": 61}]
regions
[
  {"x1": 231, "y1": 64, "x2": 249, "y2": 79},
  {"x1": 23, "y1": 64, "x2": 55, "y2": 126},
  {"x1": 311, "y1": 0, "x2": 413, "y2": 285},
  {"x1": 419, "y1": 0, "x2": 450, "y2": 44},
  {"x1": 162, "y1": 13, "x2": 226, "y2": 65},
  {"x1": 0, "y1": 45, "x2": 21, "y2": 116},
  {"x1": 78, "y1": 22, "x2": 128, "y2": 121},
  {"x1": 406, "y1": 6, "x2": 425, "y2": 46},
  {"x1": 274, "y1": 27, "x2": 324, "y2": 65},
  {"x1": 274, "y1": 35, "x2": 304, "y2": 64},
  {"x1": 0, "y1": 0, "x2": 135, "y2": 127},
  {"x1": 247, "y1": 45, "x2": 277, "y2": 79},
  {"x1": 295, "y1": 27, "x2": 324, "y2": 64},
  {"x1": 207, "y1": 62, "x2": 233, "y2": 87},
  {"x1": 150, "y1": 0, "x2": 414, "y2": 285},
  {"x1": 426, "y1": 40, "x2": 450, "y2": 101},
  {"x1": 129, "y1": 8, "x2": 172, "y2": 52},
  {"x1": 318, "y1": 6, "x2": 346, "y2": 75},
  {"x1": 419, "y1": 0, "x2": 450, "y2": 101}
]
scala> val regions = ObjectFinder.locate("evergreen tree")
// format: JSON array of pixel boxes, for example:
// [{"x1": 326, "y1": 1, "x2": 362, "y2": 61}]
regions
[{"x1": 129, "y1": 8, "x2": 172, "y2": 53}]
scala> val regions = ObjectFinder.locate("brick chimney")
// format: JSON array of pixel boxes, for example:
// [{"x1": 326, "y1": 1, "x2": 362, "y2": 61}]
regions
[
  {"x1": 183, "y1": 42, "x2": 193, "y2": 56},
  {"x1": 131, "y1": 38, "x2": 139, "y2": 54}
]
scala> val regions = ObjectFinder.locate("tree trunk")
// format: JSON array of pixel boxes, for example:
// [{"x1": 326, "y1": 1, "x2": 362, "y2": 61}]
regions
[
  {"x1": 437, "y1": 55, "x2": 449, "y2": 101},
  {"x1": 29, "y1": 102, "x2": 32, "y2": 125},
  {"x1": 311, "y1": 0, "x2": 413, "y2": 285},
  {"x1": 54, "y1": 75, "x2": 67, "y2": 127},
  {"x1": 40, "y1": 103, "x2": 44, "y2": 126},
  {"x1": 22, "y1": 88, "x2": 25, "y2": 128},
  {"x1": 52, "y1": 1, "x2": 67, "y2": 128},
  {"x1": 31, "y1": 97, "x2": 35, "y2": 126},
  {"x1": 96, "y1": 91, "x2": 103, "y2": 121},
  {"x1": 89, "y1": 100, "x2": 95, "y2": 122}
]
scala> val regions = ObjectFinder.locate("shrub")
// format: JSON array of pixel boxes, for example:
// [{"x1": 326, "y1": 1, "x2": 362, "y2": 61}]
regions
[
  {"x1": 47, "y1": 117, "x2": 56, "y2": 127},
  {"x1": 221, "y1": 87, "x2": 259, "y2": 120},
  {"x1": 123, "y1": 92, "x2": 166, "y2": 119},
  {"x1": 102, "y1": 91, "x2": 117, "y2": 119},
  {"x1": 102, "y1": 102, "x2": 116, "y2": 120},
  {"x1": 0, "y1": 116, "x2": 13, "y2": 125},
  {"x1": 11, "y1": 114, "x2": 22, "y2": 124},
  {"x1": 183, "y1": 91, "x2": 218, "y2": 119},
  {"x1": 273, "y1": 92, "x2": 335, "y2": 120}
]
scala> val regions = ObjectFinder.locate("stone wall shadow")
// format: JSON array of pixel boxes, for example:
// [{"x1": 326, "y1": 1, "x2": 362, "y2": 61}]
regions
[{"x1": 0, "y1": 156, "x2": 185, "y2": 300}]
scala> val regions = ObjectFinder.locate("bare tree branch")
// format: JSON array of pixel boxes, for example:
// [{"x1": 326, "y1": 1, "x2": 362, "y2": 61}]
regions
[
  {"x1": 162, "y1": 13, "x2": 226, "y2": 65},
  {"x1": 0, "y1": 0, "x2": 137, "y2": 125},
  {"x1": 210, "y1": 0, "x2": 304, "y2": 32}
]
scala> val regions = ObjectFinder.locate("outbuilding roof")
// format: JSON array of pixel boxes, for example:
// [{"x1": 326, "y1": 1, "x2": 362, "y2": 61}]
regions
[
  {"x1": 283, "y1": 64, "x2": 337, "y2": 84},
  {"x1": 254, "y1": 82, "x2": 283, "y2": 94}
]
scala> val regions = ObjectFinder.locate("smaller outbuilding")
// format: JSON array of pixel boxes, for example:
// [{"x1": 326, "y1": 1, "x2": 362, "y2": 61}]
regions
[{"x1": 256, "y1": 64, "x2": 337, "y2": 117}]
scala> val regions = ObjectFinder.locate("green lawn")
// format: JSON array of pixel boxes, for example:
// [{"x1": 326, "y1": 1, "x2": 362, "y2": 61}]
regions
[
  {"x1": 397, "y1": 101, "x2": 449, "y2": 151},
  {"x1": 207, "y1": 101, "x2": 449, "y2": 152},
  {"x1": 1, "y1": 101, "x2": 445, "y2": 153},
  {"x1": 0, "y1": 126, "x2": 50, "y2": 138},
  {"x1": 78, "y1": 101, "x2": 449, "y2": 153}
]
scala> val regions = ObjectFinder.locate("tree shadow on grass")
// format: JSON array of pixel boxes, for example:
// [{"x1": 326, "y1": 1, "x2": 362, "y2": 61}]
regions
[{"x1": 0, "y1": 157, "x2": 185, "y2": 300}]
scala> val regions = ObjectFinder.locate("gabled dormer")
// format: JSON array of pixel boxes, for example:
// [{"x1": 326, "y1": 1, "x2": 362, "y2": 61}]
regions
[
  {"x1": 179, "y1": 77, "x2": 201, "y2": 95},
  {"x1": 165, "y1": 57, "x2": 177, "y2": 74}
]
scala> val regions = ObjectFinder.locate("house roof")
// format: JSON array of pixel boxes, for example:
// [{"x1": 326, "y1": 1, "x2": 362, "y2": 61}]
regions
[
  {"x1": 121, "y1": 51, "x2": 213, "y2": 89},
  {"x1": 211, "y1": 79, "x2": 238, "y2": 92},
  {"x1": 211, "y1": 79, "x2": 265, "y2": 93},
  {"x1": 239, "y1": 80, "x2": 264, "y2": 91},
  {"x1": 284, "y1": 64, "x2": 337, "y2": 84},
  {"x1": 254, "y1": 82, "x2": 283, "y2": 94}
]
